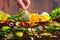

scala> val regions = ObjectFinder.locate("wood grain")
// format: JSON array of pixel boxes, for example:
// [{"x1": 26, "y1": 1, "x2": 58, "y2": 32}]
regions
[
  {"x1": 0, "y1": 0, "x2": 4, "y2": 10},
  {"x1": 0, "y1": 0, "x2": 60, "y2": 15}
]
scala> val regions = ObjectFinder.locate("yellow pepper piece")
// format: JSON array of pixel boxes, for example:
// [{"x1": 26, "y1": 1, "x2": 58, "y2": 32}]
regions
[
  {"x1": 0, "y1": 11, "x2": 9, "y2": 21},
  {"x1": 40, "y1": 12, "x2": 50, "y2": 22},
  {"x1": 1, "y1": 26, "x2": 10, "y2": 31},
  {"x1": 15, "y1": 32, "x2": 23, "y2": 37},
  {"x1": 29, "y1": 13, "x2": 39, "y2": 22}
]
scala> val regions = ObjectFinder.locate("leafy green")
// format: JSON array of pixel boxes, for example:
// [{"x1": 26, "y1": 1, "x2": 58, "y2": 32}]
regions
[
  {"x1": 8, "y1": 15, "x2": 19, "y2": 19},
  {"x1": 8, "y1": 11, "x2": 23, "y2": 20},
  {"x1": 45, "y1": 26, "x2": 55, "y2": 32},
  {"x1": 50, "y1": 8, "x2": 60, "y2": 20}
]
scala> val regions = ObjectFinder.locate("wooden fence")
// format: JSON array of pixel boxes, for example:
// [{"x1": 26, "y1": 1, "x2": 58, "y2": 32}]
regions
[{"x1": 0, "y1": 0, "x2": 60, "y2": 15}]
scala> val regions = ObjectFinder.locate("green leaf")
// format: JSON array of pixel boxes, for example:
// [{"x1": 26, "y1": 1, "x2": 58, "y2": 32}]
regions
[
  {"x1": 50, "y1": 8, "x2": 60, "y2": 20},
  {"x1": 45, "y1": 26, "x2": 55, "y2": 32},
  {"x1": 8, "y1": 15, "x2": 18, "y2": 19},
  {"x1": 0, "y1": 32, "x2": 5, "y2": 35},
  {"x1": 16, "y1": 27, "x2": 26, "y2": 32},
  {"x1": 8, "y1": 11, "x2": 23, "y2": 20},
  {"x1": 52, "y1": 25, "x2": 58, "y2": 29},
  {"x1": 18, "y1": 12, "x2": 23, "y2": 17},
  {"x1": 50, "y1": 10, "x2": 57, "y2": 20}
]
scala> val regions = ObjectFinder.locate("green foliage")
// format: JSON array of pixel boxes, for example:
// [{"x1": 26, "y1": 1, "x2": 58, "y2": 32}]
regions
[
  {"x1": 8, "y1": 15, "x2": 19, "y2": 19},
  {"x1": 50, "y1": 8, "x2": 60, "y2": 20},
  {"x1": 0, "y1": 32, "x2": 4, "y2": 35},
  {"x1": 16, "y1": 27, "x2": 26, "y2": 32},
  {"x1": 8, "y1": 11, "x2": 23, "y2": 20},
  {"x1": 52, "y1": 25, "x2": 57, "y2": 29},
  {"x1": 45, "y1": 26, "x2": 55, "y2": 32}
]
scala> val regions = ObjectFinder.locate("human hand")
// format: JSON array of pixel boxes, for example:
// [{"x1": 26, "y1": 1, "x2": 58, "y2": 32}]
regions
[{"x1": 16, "y1": 0, "x2": 30, "y2": 9}]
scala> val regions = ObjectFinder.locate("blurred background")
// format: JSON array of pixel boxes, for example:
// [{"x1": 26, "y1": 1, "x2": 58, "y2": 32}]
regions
[{"x1": 0, "y1": 0, "x2": 60, "y2": 15}]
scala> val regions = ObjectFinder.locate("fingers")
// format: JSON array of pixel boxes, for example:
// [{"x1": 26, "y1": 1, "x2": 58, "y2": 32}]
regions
[
  {"x1": 16, "y1": 0, "x2": 25, "y2": 9},
  {"x1": 16, "y1": 0, "x2": 30, "y2": 9},
  {"x1": 24, "y1": 0, "x2": 30, "y2": 9}
]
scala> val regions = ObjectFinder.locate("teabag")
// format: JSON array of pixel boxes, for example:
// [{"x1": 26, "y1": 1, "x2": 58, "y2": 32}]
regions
[{"x1": 22, "y1": 10, "x2": 30, "y2": 21}]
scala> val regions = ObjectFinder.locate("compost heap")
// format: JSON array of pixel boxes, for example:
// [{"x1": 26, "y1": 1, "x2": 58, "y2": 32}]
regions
[{"x1": 0, "y1": 8, "x2": 60, "y2": 40}]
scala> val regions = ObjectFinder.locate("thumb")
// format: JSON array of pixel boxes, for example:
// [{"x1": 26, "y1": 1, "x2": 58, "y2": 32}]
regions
[{"x1": 16, "y1": 0, "x2": 26, "y2": 9}]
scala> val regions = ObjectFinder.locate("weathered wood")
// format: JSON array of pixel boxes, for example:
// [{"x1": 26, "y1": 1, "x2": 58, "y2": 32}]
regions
[
  {"x1": 0, "y1": 0, "x2": 60, "y2": 15},
  {"x1": 3, "y1": 0, "x2": 9, "y2": 14},
  {"x1": 0, "y1": 0, "x2": 4, "y2": 10}
]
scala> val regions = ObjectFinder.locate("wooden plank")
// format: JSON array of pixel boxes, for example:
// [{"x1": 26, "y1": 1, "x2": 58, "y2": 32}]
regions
[
  {"x1": 11, "y1": 0, "x2": 19, "y2": 15},
  {"x1": 56, "y1": 0, "x2": 60, "y2": 7},
  {"x1": 9, "y1": 0, "x2": 14, "y2": 15},
  {"x1": 9, "y1": 0, "x2": 19, "y2": 15},
  {"x1": 45, "y1": 0, "x2": 53, "y2": 13},
  {"x1": 3, "y1": 0, "x2": 9, "y2": 14},
  {"x1": 27, "y1": 0, "x2": 31, "y2": 12},
  {"x1": 36, "y1": 0, "x2": 46, "y2": 14},
  {"x1": 0, "y1": 0, "x2": 4, "y2": 10}
]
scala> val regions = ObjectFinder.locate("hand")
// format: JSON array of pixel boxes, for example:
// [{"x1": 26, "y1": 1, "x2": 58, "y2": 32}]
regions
[{"x1": 16, "y1": 0, "x2": 30, "y2": 9}]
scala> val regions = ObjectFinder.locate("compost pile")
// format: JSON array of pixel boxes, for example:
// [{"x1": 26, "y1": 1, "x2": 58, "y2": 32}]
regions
[{"x1": 0, "y1": 8, "x2": 60, "y2": 40}]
